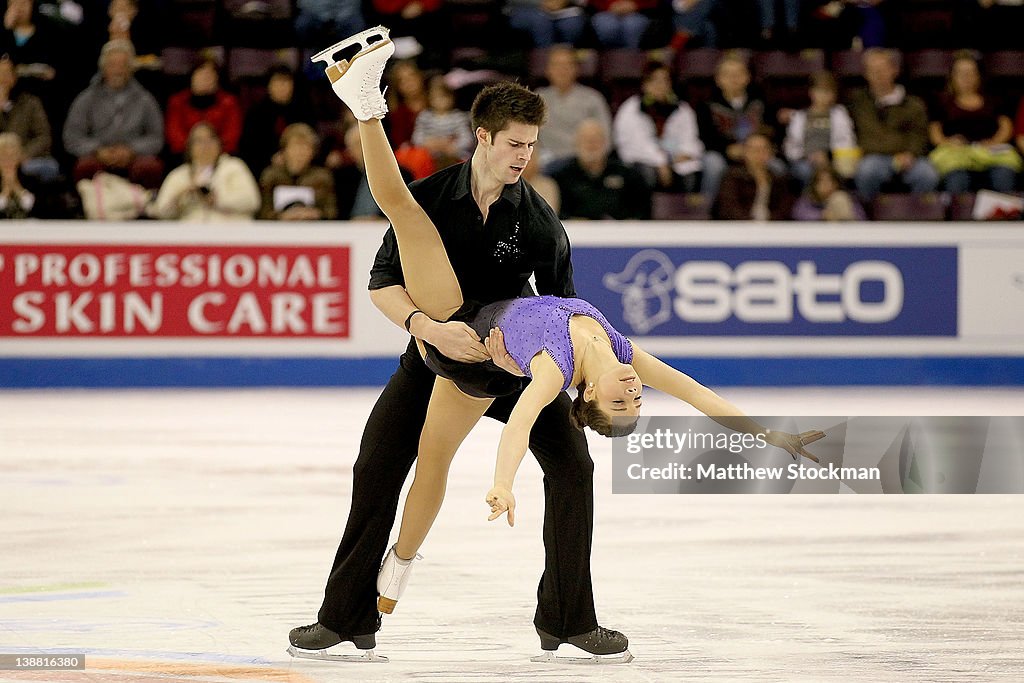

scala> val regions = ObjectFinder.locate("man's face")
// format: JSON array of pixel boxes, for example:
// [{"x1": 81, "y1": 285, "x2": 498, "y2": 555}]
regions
[
  {"x1": 715, "y1": 60, "x2": 750, "y2": 97},
  {"x1": 545, "y1": 50, "x2": 578, "y2": 89},
  {"x1": 575, "y1": 121, "x2": 608, "y2": 167},
  {"x1": 863, "y1": 53, "x2": 897, "y2": 94},
  {"x1": 478, "y1": 121, "x2": 538, "y2": 185},
  {"x1": 102, "y1": 51, "x2": 132, "y2": 90}
]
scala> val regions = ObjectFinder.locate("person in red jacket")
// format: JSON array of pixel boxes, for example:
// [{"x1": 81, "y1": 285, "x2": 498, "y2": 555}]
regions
[{"x1": 165, "y1": 57, "x2": 242, "y2": 163}]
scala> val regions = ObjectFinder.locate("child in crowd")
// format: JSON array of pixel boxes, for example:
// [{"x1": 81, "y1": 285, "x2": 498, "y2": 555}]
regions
[{"x1": 783, "y1": 72, "x2": 858, "y2": 187}]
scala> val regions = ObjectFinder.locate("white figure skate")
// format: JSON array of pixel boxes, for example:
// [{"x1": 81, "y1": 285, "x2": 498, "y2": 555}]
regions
[
  {"x1": 310, "y1": 26, "x2": 395, "y2": 121},
  {"x1": 376, "y1": 545, "x2": 421, "y2": 614}
]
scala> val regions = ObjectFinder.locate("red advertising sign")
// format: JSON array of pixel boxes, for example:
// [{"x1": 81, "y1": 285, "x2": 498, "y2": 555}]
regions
[{"x1": 0, "y1": 244, "x2": 350, "y2": 337}]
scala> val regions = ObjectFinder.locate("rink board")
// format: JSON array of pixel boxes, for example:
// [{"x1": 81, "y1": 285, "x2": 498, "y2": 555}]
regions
[{"x1": 1, "y1": 221, "x2": 1022, "y2": 387}]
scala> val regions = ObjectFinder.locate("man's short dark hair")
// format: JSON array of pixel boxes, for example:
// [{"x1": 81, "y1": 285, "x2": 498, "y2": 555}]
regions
[{"x1": 470, "y1": 81, "x2": 546, "y2": 138}]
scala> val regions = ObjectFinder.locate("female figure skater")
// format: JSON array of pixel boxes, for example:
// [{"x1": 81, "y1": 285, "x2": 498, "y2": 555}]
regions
[{"x1": 313, "y1": 26, "x2": 823, "y2": 618}]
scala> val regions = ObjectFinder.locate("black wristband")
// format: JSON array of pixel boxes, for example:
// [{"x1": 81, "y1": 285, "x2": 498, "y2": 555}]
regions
[{"x1": 404, "y1": 309, "x2": 424, "y2": 333}]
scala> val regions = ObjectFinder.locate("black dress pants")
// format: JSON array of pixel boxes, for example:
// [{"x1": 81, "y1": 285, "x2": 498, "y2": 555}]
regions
[{"x1": 317, "y1": 340, "x2": 599, "y2": 639}]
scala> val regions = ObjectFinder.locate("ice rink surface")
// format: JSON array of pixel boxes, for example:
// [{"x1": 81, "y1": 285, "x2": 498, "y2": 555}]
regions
[{"x1": 2, "y1": 386, "x2": 1023, "y2": 682}]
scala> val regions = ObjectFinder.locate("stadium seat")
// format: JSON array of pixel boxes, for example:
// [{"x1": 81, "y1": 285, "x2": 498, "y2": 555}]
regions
[
  {"x1": 870, "y1": 193, "x2": 946, "y2": 221},
  {"x1": 166, "y1": 0, "x2": 217, "y2": 47},
  {"x1": 947, "y1": 193, "x2": 976, "y2": 222},
  {"x1": 904, "y1": 49, "x2": 953, "y2": 101},
  {"x1": 753, "y1": 50, "x2": 826, "y2": 80},
  {"x1": 228, "y1": 48, "x2": 300, "y2": 84},
  {"x1": 652, "y1": 192, "x2": 711, "y2": 221}
]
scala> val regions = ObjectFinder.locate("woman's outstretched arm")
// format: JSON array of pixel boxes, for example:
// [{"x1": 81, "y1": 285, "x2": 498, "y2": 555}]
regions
[
  {"x1": 630, "y1": 345, "x2": 823, "y2": 461},
  {"x1": 485, "y1": 354, "x2": 563, "y2": 525}
]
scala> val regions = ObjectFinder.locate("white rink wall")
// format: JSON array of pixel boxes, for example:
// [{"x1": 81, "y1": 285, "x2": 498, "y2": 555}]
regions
[{"x1": 1, "y1": 220, "x2": 1023, "y2": 387}]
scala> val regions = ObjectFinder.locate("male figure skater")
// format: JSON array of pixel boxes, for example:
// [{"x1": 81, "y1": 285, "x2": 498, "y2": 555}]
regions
[{"x1": 289, "y1": 26, "x2": 629, "y2": 662}]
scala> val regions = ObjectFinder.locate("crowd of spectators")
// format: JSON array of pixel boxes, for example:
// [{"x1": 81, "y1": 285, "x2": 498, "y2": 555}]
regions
[{"x1": 1, "y1": 0, "x2": 1023, "y2": 222}]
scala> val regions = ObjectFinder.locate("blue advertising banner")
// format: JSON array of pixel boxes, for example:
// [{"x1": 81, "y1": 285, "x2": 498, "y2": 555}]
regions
[{"x1": 571, "y1": 246, "x2": 957, "y2": 337}]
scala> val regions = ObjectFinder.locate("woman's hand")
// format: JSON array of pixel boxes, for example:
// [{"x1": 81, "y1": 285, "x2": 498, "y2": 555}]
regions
[
  {"x1": 765, "y1": 430, "x2": 825, "y2": 463},
  {"x1": 485, "y1": 327, "x2": 525, "y2": 376},
  {"x1": 485, "y1": 485, "x2": 516, "y2": 526}
]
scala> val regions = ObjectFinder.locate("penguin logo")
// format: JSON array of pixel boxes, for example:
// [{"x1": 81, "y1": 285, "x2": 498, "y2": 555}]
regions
[{"x1": 602, "y1": 249, "x2": 676, "y2": 334}]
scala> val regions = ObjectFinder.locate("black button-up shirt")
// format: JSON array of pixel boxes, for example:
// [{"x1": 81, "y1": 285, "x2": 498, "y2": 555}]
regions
[{"x1": 368, "y1": 160, "x2": 575, "y2": 304}]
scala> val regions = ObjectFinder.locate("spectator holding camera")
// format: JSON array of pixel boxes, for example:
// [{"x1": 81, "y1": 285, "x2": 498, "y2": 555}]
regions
[{"x1": 152, "y1": 122, "x2": 260, "y2": 222}]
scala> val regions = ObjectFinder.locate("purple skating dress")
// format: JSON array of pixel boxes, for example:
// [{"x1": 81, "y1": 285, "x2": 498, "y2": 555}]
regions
[{"x1": 424, "y1": 296, "x2": 633, "y2": 397}]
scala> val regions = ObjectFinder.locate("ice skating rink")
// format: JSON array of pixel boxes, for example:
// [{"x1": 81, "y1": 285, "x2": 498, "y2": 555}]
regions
[{"x1": 2, "y1": 386, "x2": 1023, "y2": 683}]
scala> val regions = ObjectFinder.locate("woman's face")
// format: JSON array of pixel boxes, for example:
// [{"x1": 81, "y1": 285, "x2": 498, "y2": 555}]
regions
[
  {"x1": 189, "y1": 126, "x2": 221, "y2": 166},
  {"x1": 267, "y1": 73, "x2": 294, "y2": 105},
  {"x1": 590, "y1": 364, "x2": 643, "y2": 419},
  {"x1": 951, "y1": 59, "x2": 980, "y2": 96},
  {"x1": 283, "y1": 138, "x2": 316, "y2": 174},
  {"x1": 642, "y1": 68, "x2": 673, "y2": 101},
  {"x1": 394, "y1": 64, "x2": 425, "y2": 98},
  {"x1": 814, "y1": 171, "x2": 838, "y2": 198},
  {"x1": 191, "y1": 63, "x2": 219, "y2": 96}
]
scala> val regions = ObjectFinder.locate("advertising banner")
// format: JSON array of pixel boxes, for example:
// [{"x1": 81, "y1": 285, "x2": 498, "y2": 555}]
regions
[
  {"x1": 571, "y1": 246, "x2": 957, "y2": 337},
  {"x1": 0, "y1": 244, "x2": 350, "y2": 338}
]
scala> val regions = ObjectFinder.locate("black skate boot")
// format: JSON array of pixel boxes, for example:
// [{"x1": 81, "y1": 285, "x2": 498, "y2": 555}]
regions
[
  {"x1": 532, "y1": 625, "x2": 634, "y2": 664},
  {"x1": 287, "y1": 622, "x2": 386, "y2": 663}
]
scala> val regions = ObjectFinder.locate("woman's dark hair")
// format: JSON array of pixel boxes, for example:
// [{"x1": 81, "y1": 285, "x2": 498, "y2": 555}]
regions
[
  {"x1": 569, "y1": 381, "x2": 639, "y2": 437},
  {"x1": 470, "y1": 81, "x2": 546, "y2": 137}
]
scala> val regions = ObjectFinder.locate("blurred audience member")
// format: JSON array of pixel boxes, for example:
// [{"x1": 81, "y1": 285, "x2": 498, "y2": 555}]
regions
[
  {"x1": 804, "y1": 0, "x2": 889, "y2": 49},
  {"x1": 928, "y1": 52, "x2": 1021, "y2": 194},
  {"x1": 260, "y1": 123, "x2": 337, "y2": 220},
  {"x1": 783, "y1": 71, "x2": 858, "y2": 187},
  {"x1": 715, "y1": 131, "x2": 794, "y2": 220},
  {"x1": 697, "y1": 51, "x2": 776, "y2": 203},
  {"x1": 555, "y1": 118, "x2": 650, "y2": 219},
  {"x1": 165, "y1": 56, "x2": 242, "y2": 162},
  {"x1": 412, "y1": 75, "x2": 473, "y2": 170},
  {"x1": 953, "y1": 0, "x2": 1024, "y2": 51},
  {"x1": 152, "y1": 122, "x2": 260, "y2": 222},
  {"x1": 1016, "y1": 99, "x2": 1024, "y2": 160},
  {"x1": 0, "y1": 0, "x2": 63, "y2": 85},
  {"x1": 589, "y1": 0, "x2": 655, "y2": 49},
  {"x1": 756, "y1": 0, "x2": 799, "y2": 46},
  {"x1": 334, "y1": 124, "x2": 410, "y2": 220},
  {"x1": 0, "y1": 56, "x2": 58, "y2": 182},
  {"x1": 848, "y1": 48, "x2": 938, "y2": 200},
  {"x1": 522, "y1": 145, "x2": 561, "y2": 214},
  {"x1": 614, "y1": 62, "x2": 704, "y2": 191},
  {"x1": 792, "y1": 166, "x2": 865, "y2": 221},
  {"x1": 102, "y1": 0, "x2": 163, "y2": 66},
  {"x1": 669, "y1": 0, "x2": 720, "y2": 50},
  {"x1": 371, "y1": 0, "x2": 445, "y2": 66},
  {"x1": 294, "y1": 0, "x2": 366, "y2": 48},
  {"x1": 239, "y1": 64, "x2": 316, "y2": 177},
  {"x1": 385, "y1": 59, "x2": 428, "y2": 149},
  {"x1": 537, "y1": 46, "x2": 612, "y2": 172},
  {"x1": 0, "y1": 132, "x2": 37, "y2": 218},
  {"x1": 507, "y1": 0, "x2": 587, "y2": 47},
  {"x1": 63, "y1": 40, "x2": 164, "y2": 188}
]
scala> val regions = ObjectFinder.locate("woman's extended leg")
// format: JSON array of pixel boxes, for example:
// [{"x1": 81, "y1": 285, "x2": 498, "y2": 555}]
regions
[
  {"x1": 397, "y1": 377, "x2": 493, "y2": 558},
  {"x1": 377, "y1": 376, "x2": 493, "y2": 613},
  {"x1": 356, "y1": 118, "x2": 463, "y2": 321},
  {"x1": 315, "y1": 27, "x2": 463, "y2": 322}
]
